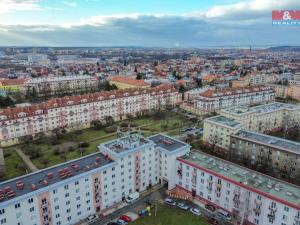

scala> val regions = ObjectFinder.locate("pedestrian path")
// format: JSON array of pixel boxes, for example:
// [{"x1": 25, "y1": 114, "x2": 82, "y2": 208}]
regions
[{"x1": 15, "y1": 148, "x2": 39, "y2": 172}]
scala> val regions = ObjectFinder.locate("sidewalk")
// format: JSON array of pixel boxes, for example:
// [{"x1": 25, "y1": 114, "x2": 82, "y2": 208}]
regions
[{"x1": 15, "y1": 148, "x2": 39, "y2": 172}]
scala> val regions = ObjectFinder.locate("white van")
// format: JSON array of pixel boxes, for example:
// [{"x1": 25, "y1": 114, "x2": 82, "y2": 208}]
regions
[
  {"x1": 125, "y1": 192, "x2": 140, "y2": 203},
  {"x1": 216, "y1": 209, "x2": 232, "y2": 221}
]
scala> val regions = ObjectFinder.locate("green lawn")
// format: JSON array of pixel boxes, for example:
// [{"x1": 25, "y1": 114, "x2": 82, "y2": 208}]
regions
[
  {"x1": 1, "y1": 148, "x2": 28, "y2": 181},
  {"x1": 2, "y1": 110, "x2": 202, "y2": 177},
  {"x1": 31, "y1": 134, "x2": 117, "y2": 169},
  {"x1": 131, "y1": 205, "x2": 209, "y2": 225}
]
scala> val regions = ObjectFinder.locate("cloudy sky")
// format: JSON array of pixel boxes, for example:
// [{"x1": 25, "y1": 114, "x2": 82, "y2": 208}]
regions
[{"x1": 0, "y1": 0, "x2": 299, "y2": 47}]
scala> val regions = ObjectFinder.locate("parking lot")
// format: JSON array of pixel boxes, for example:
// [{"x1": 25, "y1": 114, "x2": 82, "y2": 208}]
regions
[{"x1": 85, "y1": 187, "x2": 234, "y2": 225}]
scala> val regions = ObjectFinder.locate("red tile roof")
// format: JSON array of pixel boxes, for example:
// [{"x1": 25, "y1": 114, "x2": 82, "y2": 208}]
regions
[
  {"x1": 109, "y1": 76, "x2": 149, "y2": 87},
  {"x1": 0, "y1": 84, "x2": 176, "y2": 120}
]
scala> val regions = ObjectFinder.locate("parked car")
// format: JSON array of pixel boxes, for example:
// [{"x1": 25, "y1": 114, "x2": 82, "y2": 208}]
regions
[
  {"x1": 107, "y1": 222, "x2": 119, "y2": 225},
  {"x1": 164, "y1": 197, "x2": 176, "y2": 206},
  {"x1": 177, "y1": 202, "x2": 189, "y2": 210},
  {"x1": 125, "y1": 192, "x2": 140, "y2": 203},
  {"x1": 119, "y1": 215, "x2": 132, "y2": 223},
  {"x1": 216, "y1": 209, "x2": 232, "y2": 221},
  {"x1": 87, "y1": 214, "x2": 99, "y2": 224},
  {"x1": 205, "y1": 204, "x2": 216, "y2": 212},
  {"x1": 207, "y1": 218, "x2": 219, "y2": 225},
  {"x1": 190, "y1": 207, "x2": 201, "y2": 216},
  {"x1": 116, "y1": 219, "x2": 128, "y2": 225}
]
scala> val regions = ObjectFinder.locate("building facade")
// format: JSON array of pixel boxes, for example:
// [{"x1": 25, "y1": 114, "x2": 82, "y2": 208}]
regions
[
  {"x1": 176, "y1": 151, "x2": 300, "y2": 225},
  {"x1": 0, "y1": 134, "x2": 189, "y2": 225},
  {"x1": 194, "y1": 86, "x2": 275, "y2": 112},
  {"x1": 203, "y1": 102, "x2": 300, "y2": 148},
  {"x1": 230, "y1": 130, "x2": 300, "y2": 179},
  {"x1": 0, "y1": 84, "x2": 180, "y2": 147},
  {"x1": 22, "y1": 76, "x2": 99, "y2": 97}
]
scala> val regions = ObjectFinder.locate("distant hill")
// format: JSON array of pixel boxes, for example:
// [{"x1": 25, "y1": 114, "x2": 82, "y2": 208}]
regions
[{"x1": 267, "y1": 46, "x2": 300, "y2": 51}]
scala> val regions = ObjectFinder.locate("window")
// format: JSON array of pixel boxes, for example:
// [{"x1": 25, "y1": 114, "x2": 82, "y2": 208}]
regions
[
  {"x1": 0, "y1": 218, "x2": 6, "y2": 224},
  {"x1": 0, "y1": 209, "x2": 5, "y2": 215},
  {"x1": 29, "y1": 207, "x2": 35, "y2": 212},
  {"x1": 28, "y1": 198, "x2": 34, "y2": 204},
  {"x1": 15, "y1": 203, "x2": 21, "y2": 209}
]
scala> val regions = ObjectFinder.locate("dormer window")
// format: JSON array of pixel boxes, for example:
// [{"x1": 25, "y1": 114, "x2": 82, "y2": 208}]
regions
[
  {"x1": 124, "y1": 93, "x2": 129, "y2": 97},
  {"x1": 67, "y1": 101, "x2": 73, "y2": 105},
  {"x1": 134, "y1": 91, "x2": 139, "y2": 94},
  {"x1": 35, "y1": 110, "x2": 42, "y2": 115},
  {"x1": 18, "y1": 112, "x2": 26, "y2": 118},
  {"x1": 109, "y1": 95, "x2": 115, "y2": 99},
  {"x1": 81, "y1": 99, "x2": 87, "y2": 103},
  {"x1": 98, "y1": 96, "x2": 104, "y2": 101},
  {"x1": 0, "y1": 115, "x2": 7, "y2": 121}
]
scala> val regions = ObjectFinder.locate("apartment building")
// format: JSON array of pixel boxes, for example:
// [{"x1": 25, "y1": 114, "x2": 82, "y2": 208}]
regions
[
  {"x1": 22, "y1": 76, "x2": 99, "y2": 97},
  {"x1": 194, "y1": 86, "x2": 275, "y2": 112},
  {"x1": 230, "y1": 130, "x2": 300, "y2": 178},
  {"x1": 203, "y1": 116, "x2": 242, "y2": 149},
  {"x1": 232, "y1": 74, "x2": 276, "y2": 88},
  {"x1": 221, "y1": 103, "x2": 300, "y2": 132},
  {"x1": 0, "y1": 134, "x2": 190, "y2": 225},
  {"x1": 176, "y1": 151, "x2": 300, "y2": 225},
  {"x1": 203, "y1": 102, "x2": 300, "y2": 148},
  {"x1": 0, "y1": 84, "x2": 180, "y2": 147}
]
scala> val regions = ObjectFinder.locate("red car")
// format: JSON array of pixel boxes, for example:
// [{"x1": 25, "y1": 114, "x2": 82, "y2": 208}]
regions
[{"x1": 119, "y1": 215, "x2": 132, "y2": 223}]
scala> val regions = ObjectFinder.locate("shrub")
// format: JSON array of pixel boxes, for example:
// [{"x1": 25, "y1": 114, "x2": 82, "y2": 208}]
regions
[
  {"x1": 120, "y1": 122, "x2": 128, "y2": 127},
  {"x1": 78, "y1": 142, "x2": 89, "y2": 148},
  {"x1": 104, "y1": 126, "x2": 117, "y2": 133},
  {"x1": 68, "y1": 146, "x2": 75, "y2": 152},
  {"x1": 53, "y1": 147, "x2": 61, "y2": 155},
  {"x1": 3, "y1": 152, "x2": 11, "y2": 158}
]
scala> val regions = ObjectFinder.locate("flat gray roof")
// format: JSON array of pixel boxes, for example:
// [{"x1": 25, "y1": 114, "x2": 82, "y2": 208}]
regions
[
  {"x1": 206, "y1": 115, "x2": 241, "y2": 128},
  {"x1": 103, "y1": 134, "x2": 150, "y2": 154},
  {"x1": 180, "y1": 151, "x2": 300, "y2": 208},
  {"x1": 233, "y1": 130, "x2": 300, "y2": 153},
  {"x1": 0, "y1": 152, "x2": 113, "y2": 203},
  {"x1": 148, "y1": 134, "x2": 187, "y2": 152},
  {"x1": 222, "y1": 102, "x2": 300, "y2": 115}
]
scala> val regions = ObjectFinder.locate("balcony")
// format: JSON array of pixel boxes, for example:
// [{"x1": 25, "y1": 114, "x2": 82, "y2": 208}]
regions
[
  {"x1": 255, "y1": 199, "x2": 262, "y2": 206},
  {"x1": 295, "y1": 215, "x2": 300, "y2": 222},
  {"x1": 253, "y1": 207, "x2": 261, "y2": 214}
]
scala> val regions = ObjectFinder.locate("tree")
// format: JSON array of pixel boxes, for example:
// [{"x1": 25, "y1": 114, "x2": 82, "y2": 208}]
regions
[
  {"x1": 0, "y1": 96, "x2": 15, "y2": 108},
  {"x1": 104, "y1": 116, "x2": 114, "y2": 126},
  {"x1": 90, "y1": 120, "x2": 104, "y2": 130},
  {"x1": 208, "y1": 134, "x2": 222, "y2": 152},
  {"x1": 19, "y1": 135, "x2": 33, "y2": 144},
  {"x1": 136, "y1": 73, "x2": 143, "y2": 80},
  {"x1": 41, "y1": 159, "x2": 50, "y2": 168}
]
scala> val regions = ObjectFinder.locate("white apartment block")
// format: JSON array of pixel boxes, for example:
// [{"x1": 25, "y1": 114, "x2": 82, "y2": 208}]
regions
[
  {"x1": 194, "y1": 86, "x2": 275, "y2": 112},
  {"x1": 27, "y1": 54, "x2": 50, "y2": 65},
  {"x1": 22, "y1": 76, "x2": 99, "y2": 97},
  {"x1": 176, "y1": 151, "x2": 300, "y2": 225},
  {"x1": 0, "y1": 134, "x2": 190, "y2": 225},
  {"x1": 0, "y1": 84, "x2": 180, "y2": 147},
  {"x1": 203, "y1": 102, "x2": 300, "y2": 148}
]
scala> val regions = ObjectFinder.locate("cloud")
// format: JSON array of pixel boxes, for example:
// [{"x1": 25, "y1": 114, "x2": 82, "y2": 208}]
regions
[
  {"x1": 61, "y1": 1, "x2": 77, "y2": 7},
  {"x1": 0, "y1": 0, "x2": 299, "y2": 46},
  {"x1": 0, "y1": 0, "x2": 43, "y2": 14}
]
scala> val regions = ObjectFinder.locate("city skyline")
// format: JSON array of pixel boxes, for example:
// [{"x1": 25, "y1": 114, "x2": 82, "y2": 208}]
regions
[{"x1": 0, "y1": 0, "x2": 300, "y2": 47}]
